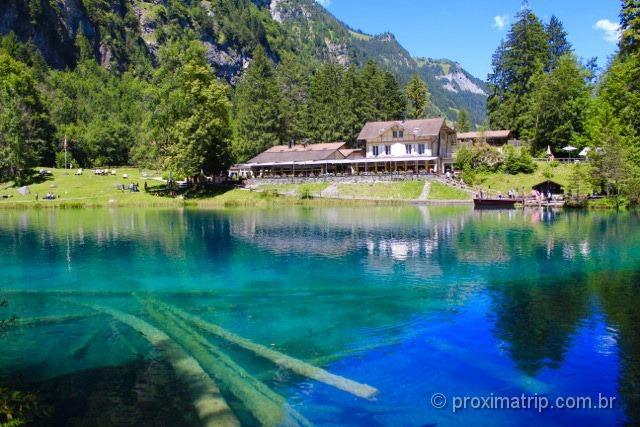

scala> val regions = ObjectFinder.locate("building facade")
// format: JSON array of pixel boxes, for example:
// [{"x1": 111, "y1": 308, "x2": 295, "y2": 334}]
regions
[
  {"x1": 357, "y1": 118, "x2": 457, "y2": 172},
  {"x1": 231, "y1": 118, "x2": 461, "y2": 178}
]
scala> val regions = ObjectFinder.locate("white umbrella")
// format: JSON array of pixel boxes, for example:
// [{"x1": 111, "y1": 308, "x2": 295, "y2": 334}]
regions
[
  {"x1": 17, "y1": 186, "x2": 30, "y2": 196},
  {"x1": 578, "y1": 147, "x2": 590, "y2": 157},
  {"x1": 546, "y1": 145, "x2": 552, "y2": 156},
  {"x1": 562, "y1": 146, "x2": 578, "y2": 152}
]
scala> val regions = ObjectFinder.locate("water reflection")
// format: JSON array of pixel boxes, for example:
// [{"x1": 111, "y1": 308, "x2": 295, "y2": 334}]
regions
[{"x1": 0, "y1": 207, "x2": 639, "y2": 425}]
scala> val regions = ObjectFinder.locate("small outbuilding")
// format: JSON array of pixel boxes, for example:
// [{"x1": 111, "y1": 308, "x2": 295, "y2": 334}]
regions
[{"x1": 532, "y1": 180, "x2": 564, "y2": 195}]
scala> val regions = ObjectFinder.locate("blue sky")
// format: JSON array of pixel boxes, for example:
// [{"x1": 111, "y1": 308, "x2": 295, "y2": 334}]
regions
[{"x1": 319, "y1": 0, "x2": 621, "y2": 79}]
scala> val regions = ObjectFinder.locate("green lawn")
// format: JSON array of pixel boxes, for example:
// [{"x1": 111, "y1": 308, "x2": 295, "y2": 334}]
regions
[
  {"x1": 0, "y1": 167, "x2": 182, "y2": 207},
  {"x1": 336, "y1": 181, "x2": 425, "y2": 200},
  {"x1": 427, "y1": 182, "x2": 472, "y2": 200},
  {"x1": 472, "y1": 161, "x2": 584, "y2": 194}
]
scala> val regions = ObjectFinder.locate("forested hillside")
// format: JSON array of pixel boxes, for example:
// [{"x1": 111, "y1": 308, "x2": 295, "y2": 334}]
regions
[
  {"x1": 476, "y1": 2, "x2": 640, "y2": 206},
  {"x1": 0, "y1": 0, "x2": 488, "y2": 122}
]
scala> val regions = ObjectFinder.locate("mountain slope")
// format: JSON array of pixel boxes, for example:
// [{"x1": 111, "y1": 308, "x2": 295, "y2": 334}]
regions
[{"x1": 0, "y1": 0, "x2": 487, "y2": 124}]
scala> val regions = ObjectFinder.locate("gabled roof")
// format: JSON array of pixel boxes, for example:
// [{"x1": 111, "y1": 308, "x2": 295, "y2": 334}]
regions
[
  {"x1": 532, "y1": 180, "x2": 565, "y2": 193},
  {"x1": 357, "y1": 118, "x2": 448, "y2": 141},
  {"x1": 339, "y1": 148, "x2": 365, "y2": 159},
  {"x1": 246, "y1": 142, "x2": 348, "y2": 164},
  {"x1": 457, "y1": 130, "x2": 512, "y2": 140}
]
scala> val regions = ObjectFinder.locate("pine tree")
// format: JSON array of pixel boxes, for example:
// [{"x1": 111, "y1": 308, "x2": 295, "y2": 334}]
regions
[
  {"x1": 456, "y1": 109, "x2": 471, "y2": 132},
  {"x1": 406, "y1": 74, "x2": 429, "y2": 119},
  {"x1": 620, "y1": 0, "x2": 640, "y2": 57},
  {"x1": 338, "y1": 64, "x2": 366, "y2": 143},
  {"x1": 307, "y1": 62, "x2": 344, "y2": 142},
  {"x1": 358, "y1": 60, "x2": 385, "y2": 122},
  {"x1": 546, "y1": 15, "x2": 572, "y2": 70},
  {"x1": 487, "y1": 6, "x2": 550, "y2": 137},
  {"x1": 379, "y1": 72, "x2": 407, "y2": 121},
  {"x1": 276, "y1": 52, "x2": 310, "y2": 145},
  {"x1": 232, "y1": 47, "x2": 284, "y2": 162}
]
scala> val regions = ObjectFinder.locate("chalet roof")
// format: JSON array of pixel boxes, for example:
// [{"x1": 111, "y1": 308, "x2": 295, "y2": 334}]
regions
[
  {"x1": 247, "y1": 142, "x2": 348, "y2": 164},
  {"x1": 532, "y1": 180, "x2": 565, "y2": 193},
  {"x1": 457, "y1": 130, "x2": 512, "y2": 140},
  {"x1": 357, "y1": 118, "x2": 448, "y2": 141},
  {"x1": 339, "y1": 148, "x2": 365, "y2": 158}
]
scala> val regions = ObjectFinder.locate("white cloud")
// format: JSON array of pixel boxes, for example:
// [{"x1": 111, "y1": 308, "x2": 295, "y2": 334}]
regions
[
  {"x1": 316, "y1": 0, "x2": 332, "y2": 7},
  {"x1": 594, "y1": 19, "x2": 621, "y2": 44},
  {"x1": 492, "y1": 15, "x2": 509, "y2": 31}
]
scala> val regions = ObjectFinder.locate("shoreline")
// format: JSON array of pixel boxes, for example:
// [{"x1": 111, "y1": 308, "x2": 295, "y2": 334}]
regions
[{"x1": 0, "y1": 196, "x2": 475, "y2": 210}]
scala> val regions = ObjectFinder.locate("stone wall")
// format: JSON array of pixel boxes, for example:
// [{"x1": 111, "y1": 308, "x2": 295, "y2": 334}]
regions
[{"x1": 245, "y1": 174, "x2": 438, "y2": 186}]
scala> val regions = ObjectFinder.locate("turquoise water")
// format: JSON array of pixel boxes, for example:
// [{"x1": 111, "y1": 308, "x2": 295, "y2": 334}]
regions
[{"x1": 1, "y1": 207, "x2": 639, "y2": 426}]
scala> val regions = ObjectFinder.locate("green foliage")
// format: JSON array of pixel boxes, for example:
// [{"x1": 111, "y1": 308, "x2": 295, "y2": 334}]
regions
[
  {"x1": 307, "y1": 62, "x2": 345, "y2": 143},
  {"x1": 405, "y1": 74, "x2": 429, "y2": 119},
  {"x1": 546, "y1": 15, "x2": 572, "y2": 71},
  {"x1": 0, "y1": 387, "x2": 48, "y2": 425},
  {"x1": 456, "y1": 109, "x2": 471, "y2": 133},
  {"x1": 567, "y1": 162, "x2": 591, "y2": 200},
  {"x1": 232, "y1": 47, "x2": 283, "y2": 162},
  {"x1": 299, "y1": 185, "x2": 312, "y2": 200},
  {"x1": 0, "y1": 53, "x2": 53, "y2": 183},
  {"x1": 44, "y1": 60, "x2": 149, "y2": 168},
  {"x1": 589, "y1": 119, "x2": 633, "y2": 208},
  {"x1": 503, "y1": 145, "x2": 537, "y2": 174},
  {"x1": 152, "y1": 41, "x2": 232, "y2": 176},
  {"x1": 488, "y1": 6, "x2": 550, "y2": 137},
  {"x1": 453, "y1": 144, "x2": 503, "y2": 172},
  {"x1": 619, "y1": 0, "x2": 640, "y2": 57},
  {"x1": 597, "y1": 54, "x2": 640, "y2": 152},
  {"x1": 276, "y1": 52, "x2": 311, "y2": 144},
  {"x1": 524, "y1": 54, "x2": 591, "y2": 152}
]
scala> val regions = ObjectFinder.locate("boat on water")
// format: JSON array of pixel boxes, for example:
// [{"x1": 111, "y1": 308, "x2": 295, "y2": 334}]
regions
[{"x1": 473, "y1": 198, "x2": 523, "y2": 208}]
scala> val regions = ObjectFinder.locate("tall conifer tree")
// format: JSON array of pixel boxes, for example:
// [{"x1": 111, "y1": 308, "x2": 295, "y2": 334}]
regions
[
  {"x1": 487, "y1": 5, "x2": 550, "y2": 136},
  {"x1": 232, "y1": 47, "x2": 283, "y2": 162}
]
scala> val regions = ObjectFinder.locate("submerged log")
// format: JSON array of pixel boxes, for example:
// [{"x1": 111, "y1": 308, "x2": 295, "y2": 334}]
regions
[
  {"x1": 61, "y1": 300, "x2": 240, "y2": 427},
  {"x1": 14, "y1": 312, "x2": 103, "y2": 327},
  {"x1": 69, "y1": 329, "x2": 102, "y2": 361},
  {"x1": 143, "y1": 299, "x2": 311, "y2": 427},
  {"x1": 156, "y1": 300, "x2": 379, "y2": 400}
]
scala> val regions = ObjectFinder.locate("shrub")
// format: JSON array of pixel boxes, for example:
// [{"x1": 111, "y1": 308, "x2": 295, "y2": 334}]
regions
[
  {"x1": 299, "y1": 186, "x2": 312, "y2": 200},
  {"x1": 454, "y1": 145, "x2": 503, "y2": 172},
  {"x1": 503, "y1": 146, "x2": 537, "y2": 174}
]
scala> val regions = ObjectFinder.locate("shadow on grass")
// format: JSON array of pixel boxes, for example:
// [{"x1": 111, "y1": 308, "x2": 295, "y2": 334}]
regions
[{"x1": 146, "y1": 183, "x2": 239, "y2": 200}]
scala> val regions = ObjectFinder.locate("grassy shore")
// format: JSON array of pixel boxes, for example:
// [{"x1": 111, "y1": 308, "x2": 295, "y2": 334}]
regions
[
  {"x1": 4, "y1": 165, "x2": 597, "y2": 209},
  {"x1": 0, "y1": 168, "x2": 182, "y2": 208},
  {"x1": 335, "y1": 181, "x2": 425, "y2": 200},
  {"x1": 427, "y1": 182, "x2": 472, "y2": 200},
  {"x1": 470, "y1": 161, "x2": 579, "y2": 194},
  {"x1": 0, "y1": 168, "x2": 434, "y2": 208}
]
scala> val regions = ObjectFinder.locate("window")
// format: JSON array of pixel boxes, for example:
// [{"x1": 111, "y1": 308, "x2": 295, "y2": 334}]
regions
[
  {"x1": 384, "y1": 145, "x2": 391, "y2": 155},
  {"x1": 392, "y1": 130, "x2": 404, "y2": 139},
  {"x1": 405, "y1": 144, "x2": 413, "y2": 154},
  {"x1": 418, "y1": 144, "x2": 426, "y2": 155},
  {"x1": 372, "y1": 146, "x2": 379, "y2": 156}
]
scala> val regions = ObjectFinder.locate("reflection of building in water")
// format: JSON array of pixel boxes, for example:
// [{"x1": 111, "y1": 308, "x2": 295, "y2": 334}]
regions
[
  {"x1": 229, "y1": 207, "x2": 472, "y2": 282},
  {"x1": 230, "y1": 206, "x2": 470, "y2": 259}
]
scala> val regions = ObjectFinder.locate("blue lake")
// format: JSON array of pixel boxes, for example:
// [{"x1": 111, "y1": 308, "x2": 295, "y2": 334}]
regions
[{"x1": 1, "y1": 207, "x2": 639, "y2": 426}]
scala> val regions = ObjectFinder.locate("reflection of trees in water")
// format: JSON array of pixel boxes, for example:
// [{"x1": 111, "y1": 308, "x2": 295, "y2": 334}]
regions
[
  {"x1": 593, "y1": 271, "x2": 640, "y2": 424},
  {"x1": 487, "y1": 275, "x2": 591, "y2": 375}
]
